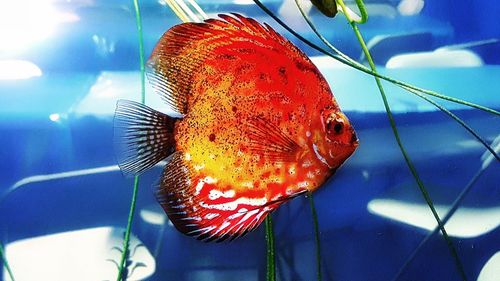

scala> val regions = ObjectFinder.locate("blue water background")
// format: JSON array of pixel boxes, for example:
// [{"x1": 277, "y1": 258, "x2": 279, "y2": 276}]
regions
[{"x1": 0, "y1": 0, "x2": 499, "y2": 280}]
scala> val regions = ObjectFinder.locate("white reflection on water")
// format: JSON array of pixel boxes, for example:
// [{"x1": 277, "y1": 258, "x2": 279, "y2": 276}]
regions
[
  {"x1": 367, "y1": 199, "x2": 500, "y2": 238},
  {"x1": 477, "y1": 251, "x2": 500, "y2": 281},
  {"x1": 0, "y1": 0, "x2": 79, "y2": 53},
  {"x1": 0, "y1": 60, "x2": 42, "y2": 80},
  {"x1": 4, "y1": 227, "x2": 155, "y2": 281}
]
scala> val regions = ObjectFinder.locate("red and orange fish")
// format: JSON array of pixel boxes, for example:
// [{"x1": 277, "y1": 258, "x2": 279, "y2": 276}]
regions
[{"x1": 115, "y1": 14, "x2": 358, "y2": 242}]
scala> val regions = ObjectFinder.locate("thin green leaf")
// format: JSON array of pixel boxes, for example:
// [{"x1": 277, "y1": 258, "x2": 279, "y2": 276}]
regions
[
  {"x1": 265, "y1": 216, "x2": 276, "y2": 281},
  {"x1": 116, "y1": 1, "x2": 146, "y2": 280},
  {"x1": 309, "y1": 195, "x2": 323, "y2": 281},
  {"x1": 0, "y1": 242, "x2": 15, "y2": 281}
]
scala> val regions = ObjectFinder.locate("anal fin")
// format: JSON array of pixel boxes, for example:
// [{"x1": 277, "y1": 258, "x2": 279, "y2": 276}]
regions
[
  {"x1": 114, "y1": 100, "x2": 177, "y2": 176},
  {"x1": 156, "y1": 152, "x2": 288, "y2": 242}
]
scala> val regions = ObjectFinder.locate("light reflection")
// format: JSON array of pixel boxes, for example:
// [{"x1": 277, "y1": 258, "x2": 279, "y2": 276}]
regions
[
  {"x1": 49, "y1": 113, "x2": 60, "y2": 122},
  {"x1": 73, "y1": 71, "x2": 172, "y2": 117},
  {"x1": 477, "y1": 252, "x2": 500, "y2": 281},
  {"x1": 386, "y1": 49, "x2": 483, "y2": 68},
  {"x1": 140, "y1": 207, "x2": 167, "y2": 226},
  {"x1": 92, "y1": 34, "x2": 116, "y2": 57},
  {"x1": 0, "y1": 60, "x2": 42, "y2": 80},
  {"x1": 398, "y1": 0, "x2": 425, "y2": 16},
  {"x1": 0, "y1": 0, "x2": 79, "y2": 53},
  {"x1": 367, "y1": 199, "x2": 500, "y2": 238},
  {"x1": 3, "y1": 227, "x2": 155, "y2": 281},
  {"x1": 233, "y1": 0, "x2": 254, "y2": 5}
]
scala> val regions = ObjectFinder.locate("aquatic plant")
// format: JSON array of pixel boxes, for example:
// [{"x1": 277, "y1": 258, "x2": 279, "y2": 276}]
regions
[
  {"x1": 328, "y1": 0, "x2": 468, "y2": 279},
  {"x1": 115, "y1": 0, "x2": 146, "y2": 280},
  {"x1": 0, "y1": 243, "x2": 15, "y2": 281},
  {"x1": 308, "y1": 193, "x2": 322, "y2": 281},
  {"x1": 107, "y1": 241, "x2": 147, "y2": 281},
  {"x1": 265, "y1": 215, "x2": 276, "y2": 281}
]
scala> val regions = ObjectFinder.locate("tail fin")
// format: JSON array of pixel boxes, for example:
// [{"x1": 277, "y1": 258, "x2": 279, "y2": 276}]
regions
[{"x1": 114, "y1": 100, "x2": 177, "y2": 176}]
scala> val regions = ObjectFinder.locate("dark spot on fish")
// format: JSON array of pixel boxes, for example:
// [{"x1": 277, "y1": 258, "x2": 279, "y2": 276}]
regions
[
  {"x1": 209, "y1": 133, "x2": 216, "y2": 142},
  {"x1": 236, "y1": 63, "x2": 253, "y2": 76},
  {"x1": 238, "y1": 48, "x2": 256, "y2": 54},
  {"x1": 295, "y1": 60, "x2": 315, "y2": 73},
  {"x1": 278, "y1": 67, "x2": 286, "y2": 75},
  {"x1": 232, "y1": 106, "x2": 237, "y2": 112},
  {"x1": 220, "y1": 54, "x2": 237, "y2": 60}
]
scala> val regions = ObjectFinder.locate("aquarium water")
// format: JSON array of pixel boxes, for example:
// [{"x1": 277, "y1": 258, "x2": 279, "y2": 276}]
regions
[{"x1": 0, "y1": 0, "x2": 498, "y2": 280}]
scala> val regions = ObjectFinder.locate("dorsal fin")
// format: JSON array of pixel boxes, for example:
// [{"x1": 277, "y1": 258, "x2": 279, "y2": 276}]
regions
[
  {"x1": 155, "y1": 152, "x2": 305, "y2": 242},
  {"x1": 146, "y1": 13, "x2": 299, "y2": 115}
]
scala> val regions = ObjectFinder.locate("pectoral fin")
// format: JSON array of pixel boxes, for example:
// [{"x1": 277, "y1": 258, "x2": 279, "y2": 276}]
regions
[{"x1": 243, "y1": 116, "x2": 302, "y2": 162}]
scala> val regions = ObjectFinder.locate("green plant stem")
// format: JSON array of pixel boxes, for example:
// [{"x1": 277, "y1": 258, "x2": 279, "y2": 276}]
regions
[
  {"x1": 355, "y1": 23, "x2": 468, "y2": 281},
  {"x1": 353, "y1": 0, "x2": 368, "y2": 23},
  {"x1": 265, "y1": 216, "x2": 276, "y2": 281},
  {"x1": 252, "y1": 0, "x2": 500, "y2": 117},
  {"x1": 0, "y1": 243, "x2": 15, "y2": 281},
  {"x1": 116, "y1": 1, "x2": 146, "y2": 280},
  {"x1": 116, "y1": 177, "x2": 140, "y2": 281},
  {"x1": 135, "y1": 0, "x2": 146, "y2": 105},
  {"x1": 308, "y1": 195, "x2": 322, "y2": 281},
  {"x1": 335, "y1": 0, "x2": 467, "y2": 279},
  {"x1": 294, "y1": 0, "x2": 498, "y2": 161}
]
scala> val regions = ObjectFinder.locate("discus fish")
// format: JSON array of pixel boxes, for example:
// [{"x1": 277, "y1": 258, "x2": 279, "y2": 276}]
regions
[{"x1": 114, "y1": 14, "x2": 358, "y2": 242}]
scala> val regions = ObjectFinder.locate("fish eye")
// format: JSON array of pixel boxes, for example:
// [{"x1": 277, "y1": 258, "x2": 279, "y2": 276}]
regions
[
  {"x1": 327, "y1": 119, "x2": 344, "y2": 135},
  {"x1": 333, "y1": 122, "x2": 343, "y2": 134}
]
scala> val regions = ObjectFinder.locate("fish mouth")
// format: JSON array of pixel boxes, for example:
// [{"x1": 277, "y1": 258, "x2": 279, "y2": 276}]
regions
[{"x1": 350, "y1": 130, "x2": 359, "y2": 147}]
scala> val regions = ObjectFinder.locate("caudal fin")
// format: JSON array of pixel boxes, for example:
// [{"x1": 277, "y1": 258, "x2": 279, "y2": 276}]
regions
[{"x1": 114, "y1": 100, "x2": 177, "y2": 176}]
